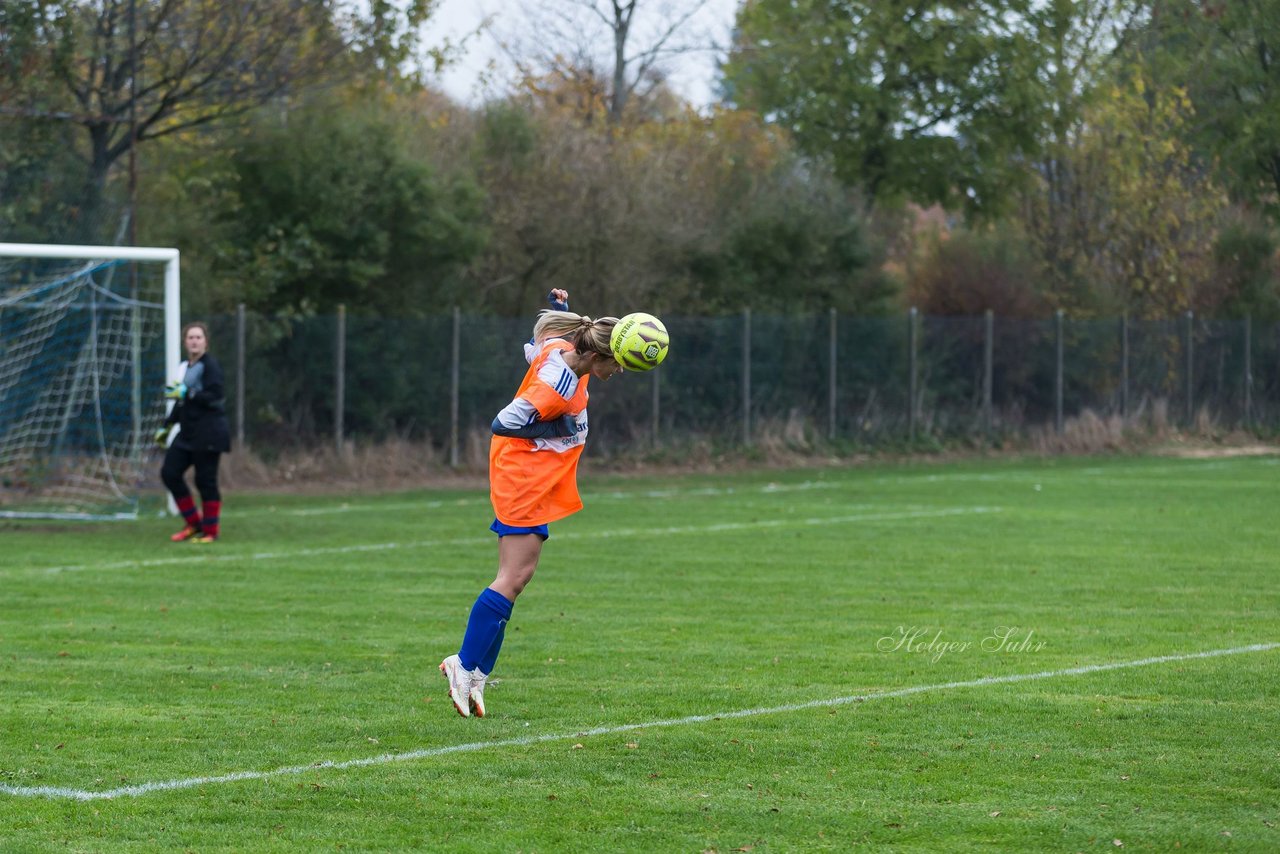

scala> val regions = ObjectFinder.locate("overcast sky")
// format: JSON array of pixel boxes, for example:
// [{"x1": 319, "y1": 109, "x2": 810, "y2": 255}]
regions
[{"x1": 421, "y1": 0, "x2": 741, "y2": 108}]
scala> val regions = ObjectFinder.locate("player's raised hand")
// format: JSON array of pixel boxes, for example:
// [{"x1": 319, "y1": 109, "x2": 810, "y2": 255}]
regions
[{"x1": 548, "y1": 289, "x2": 569, "y2": 311}]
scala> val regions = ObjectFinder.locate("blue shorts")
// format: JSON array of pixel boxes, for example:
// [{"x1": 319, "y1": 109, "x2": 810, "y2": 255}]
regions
[{"x1": 490, "y1": 518, "x2": 550, "y2": 540}]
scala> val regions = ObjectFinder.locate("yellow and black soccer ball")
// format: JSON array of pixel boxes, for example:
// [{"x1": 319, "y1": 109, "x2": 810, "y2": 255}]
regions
[{"x1": 610, "y1": 313, "x2": 669, "y2": 372}]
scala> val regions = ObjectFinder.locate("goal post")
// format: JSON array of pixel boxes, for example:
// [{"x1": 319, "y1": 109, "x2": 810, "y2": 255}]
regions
[{"x1": 0, "y1": 243, "x2": 181, "y2": 520}]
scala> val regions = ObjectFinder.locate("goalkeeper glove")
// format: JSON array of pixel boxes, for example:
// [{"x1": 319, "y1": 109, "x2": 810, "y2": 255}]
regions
[
  {"x1": 153, "y1": 427, "x2": 170, "y2": 448},
  {"x1": 164, "y1": 381, "x2": 187, "y2": 400}
]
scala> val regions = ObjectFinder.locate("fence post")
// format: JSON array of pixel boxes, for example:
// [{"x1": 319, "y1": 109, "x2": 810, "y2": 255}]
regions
[
  {"x1": 828, "y1": 307, "x2": 838, "y2": 441},
  {"x1": 131, "y1": 297, "x2": 141, "y2": 466},
  {"x1": 908, "y1": 306, "x2": 918, "y2": 442},
  {"x1": 450, "y1": 306, "x2": 460, "y2": 467},
  {"x1": 235, "y1": 303, "x2": 246, "y2": 448},
  {"x1": 1185, "y1": 310, "x2": 1194, "y2": 426},
  {"x1": 1055, "y1": 309, "x2": 1064, "y2": 434},
  {"x1": 1120, "y1": 313, "x2": 1129, "y2": 420},
  {"x1": 652, "y1": 367, "x2": 661, "y2": 449},
  {"x1": 742, "y1": 307, "x2": 752, "y2": 446},
  {"x1": 335, "y1": 303, "x2": 346, "y2": 453},
  {"x1": 1244, "y1": 314, "x2": 1252, "y2": 427},
  {"x1": 983, "y1": 309, "x2": 994, "y2": 435}
]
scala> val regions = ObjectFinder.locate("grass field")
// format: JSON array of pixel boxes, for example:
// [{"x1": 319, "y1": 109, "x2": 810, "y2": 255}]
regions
[{"x1": 1, "y1": 453, "x2": 1278, "y2": 852}]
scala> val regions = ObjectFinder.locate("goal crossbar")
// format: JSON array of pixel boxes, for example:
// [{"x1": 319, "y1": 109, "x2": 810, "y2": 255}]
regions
[
  {"x1": 0, "y1": 243, "x2": 181, "y2": 384},
  {"x1": 0, "y1": 243, "x2": 181, "y2": 520}
]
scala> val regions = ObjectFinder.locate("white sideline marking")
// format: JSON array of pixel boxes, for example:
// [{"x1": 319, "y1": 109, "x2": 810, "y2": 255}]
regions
[
  {"x1": 282, "y1": 481, "x2": 845, "y2": 516},
  {"x1": 26, "y1": 506, "x2": 993, "y2": 575},
  {"x1": 281, "y1": 457, "x2": 1279, "y2": 516},
  {"x1": 284, "y1": 497, "x2": 487, "y2": 516},
  {"x1": 3, "y1": 641, "x2": 1274, "y2": 802},
  {"x1": 873, "y1": 456, "x2": 1279, "y2": 485}
]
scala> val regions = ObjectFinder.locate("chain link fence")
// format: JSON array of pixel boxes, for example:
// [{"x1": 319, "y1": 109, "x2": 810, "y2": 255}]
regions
[{"x1": 203, "y1": 309, "x2": 1280, "y2": 460}]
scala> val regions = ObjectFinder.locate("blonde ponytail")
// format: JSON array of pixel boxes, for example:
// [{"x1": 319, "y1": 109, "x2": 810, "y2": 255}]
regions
[{"x1": 532, "y1": 309, "x2": 619, "y2": 357}]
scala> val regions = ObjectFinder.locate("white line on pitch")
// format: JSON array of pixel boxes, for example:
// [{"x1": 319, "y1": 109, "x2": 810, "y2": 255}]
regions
[
  {"x1": 24, "y1": 506, "x2": 993, "y2": 575},
  {"x1": 3, "y1": 641, "x2": 1274, "y2": 802},
  {"x1": 282, "y1": 497, "x2": 486, "y2": 516},
  {"x1": 281, "y1": 481, "x2": 846, "y2": 516},
  {"x1": 873, "y1": 455, "x2": 1280, "y2": 486},
  {"x1": 289, "y1": 456, "x2": 1280, "y2": 519},
  {"x1": 279, "y1": 457, "x2": 1277, "y2": 516}
]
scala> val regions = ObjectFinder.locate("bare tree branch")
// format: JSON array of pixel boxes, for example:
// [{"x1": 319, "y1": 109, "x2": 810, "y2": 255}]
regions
[
  {"x1": 2, "y1": 0, "x2": 376, "y2": 238},
  {"x1": 501, "y1": 0, "x2": 721, "y2": 122}
]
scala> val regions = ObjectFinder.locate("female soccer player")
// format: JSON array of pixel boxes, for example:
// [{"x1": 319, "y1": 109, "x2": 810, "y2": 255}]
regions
[
  {"x1": 440, "y1": 289, "x2": 624, "y2": 718},
  {"x1": 156, "y1": 321, "x2": 231, "y2": 543}
]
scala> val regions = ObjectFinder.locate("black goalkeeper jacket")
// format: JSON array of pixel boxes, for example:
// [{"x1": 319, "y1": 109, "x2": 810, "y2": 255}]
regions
[{"x1": 165, "y1": 353, "x2": 232, "y2": 453}]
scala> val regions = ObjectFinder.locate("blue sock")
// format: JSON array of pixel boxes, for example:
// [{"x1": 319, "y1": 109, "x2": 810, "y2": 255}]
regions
[
  {"x1": 478, "y1": 622, "x2": 507, "y2": 676},
  {"x1": 458, "y1": 587, "x2": 513, "y2": 673}
]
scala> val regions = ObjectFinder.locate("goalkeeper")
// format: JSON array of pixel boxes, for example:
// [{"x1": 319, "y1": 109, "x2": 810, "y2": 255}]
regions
[
  {"x1": 438, "y1": 289, "x2": 626, "y2": 719},
  {"x1": 155, "y1": 321, "x2": 231, "y2": 543}
]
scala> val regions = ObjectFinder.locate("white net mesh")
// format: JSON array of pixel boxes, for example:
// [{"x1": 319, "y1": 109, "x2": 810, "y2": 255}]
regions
[{"x1": 0, "y1": 254, "x2": 170, "y2": 519}]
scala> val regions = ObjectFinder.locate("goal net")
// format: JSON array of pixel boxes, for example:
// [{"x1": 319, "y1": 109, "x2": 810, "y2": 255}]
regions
[{"x1": 0, "y1": 243, "x2": 180, "y2": 520}]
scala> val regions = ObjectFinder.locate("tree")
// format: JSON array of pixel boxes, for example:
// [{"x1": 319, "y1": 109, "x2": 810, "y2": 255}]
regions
[
  {"x1": 0, "y1": 1, "x2": 439, "y2": 242},
  {"x1": 1031, "y1": 68, "x2": 1227, "y2": 317},
  {"x1": 0, "y1": 1, "x2": 84, "y2": 239},
  {"x1": 455, "y1": 84, "x2": 882, "y2": 315},
  {"x1": 349, "y1": 0, "x2": 439, "y2": 82},
  {"x1": 499, "y1": 0, "x2": 718, "y2": 124},
  {"x1": 907, "y1": 227, "x2": 1049, "y2": 317},
  {"x1": 210, "y1": 99, "x2": 486, "y2": 316},
  {"x1": 666, "y1": 116, "x2": 886, "y2": 313},
  {"x1": 1160, "y1": 0, "x2": 1280, "y2": 216},
  {"x1": 1204, "y1": 214, "x2": 1280, "y2": 321},
  {"x1": 725, "y1": 0, "x2": 1054, "y2": 213},
  {"x1": 1007, "y1": 1, "x2": 1150, "y2": 295}
]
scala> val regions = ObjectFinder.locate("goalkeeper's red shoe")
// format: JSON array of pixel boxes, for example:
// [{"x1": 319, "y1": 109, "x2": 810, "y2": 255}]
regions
[{"x1": 170, "y1": 525, "x2": 202, "y2": 542}]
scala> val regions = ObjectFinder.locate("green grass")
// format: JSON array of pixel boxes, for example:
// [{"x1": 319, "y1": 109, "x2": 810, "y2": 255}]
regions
[{"x1": 2, "y1": 454, "x2": 1278, "y2": 852}]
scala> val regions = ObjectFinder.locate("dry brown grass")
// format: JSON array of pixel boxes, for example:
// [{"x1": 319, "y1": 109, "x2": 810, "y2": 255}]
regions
[
  {"x1": 1027, "y1": 409, "x2": 1129, "y2": 454},
  {"x1": 217, "y1": 436, "x2": 486, "y2": 494},
  {"x1": 1026, "y1": 398, "x2": 1277, "y2": 457},
  {"x1": 750, "y1": 408, "x2": 827, "y2": 465},
  {"x1": 200, "y1": 401, "x2": 1273, "y2": 496}
]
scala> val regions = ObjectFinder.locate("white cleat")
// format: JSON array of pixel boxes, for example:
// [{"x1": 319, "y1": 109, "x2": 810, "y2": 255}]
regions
[
  {"x1": 439, "y1": 655, "x2": 474, "y2": 718},
  {"x1": 469, "y1": 668, "x2": 489, "y2": 718}
]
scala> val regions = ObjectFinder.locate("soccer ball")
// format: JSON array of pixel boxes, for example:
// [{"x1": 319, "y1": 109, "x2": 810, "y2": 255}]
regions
[{"x1": 610, "y1": 312, "x2": 669, "y2": 371}]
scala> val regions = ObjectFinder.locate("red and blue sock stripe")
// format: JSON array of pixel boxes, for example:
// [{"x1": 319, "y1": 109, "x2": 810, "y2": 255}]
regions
[
  {"x1": 201, "y1": 500, "x2": 221, "y2": 538},
  {"x1": 175, "y1": 495, "x2": 202, "y2": 530}
]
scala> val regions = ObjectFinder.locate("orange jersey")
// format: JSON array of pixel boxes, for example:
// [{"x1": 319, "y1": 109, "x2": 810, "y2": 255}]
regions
[{"x1": 489, "y1": 339, "x2": 591, "y2": 526}]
